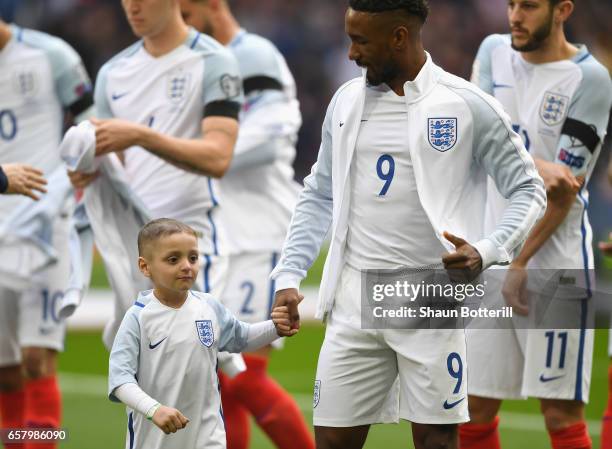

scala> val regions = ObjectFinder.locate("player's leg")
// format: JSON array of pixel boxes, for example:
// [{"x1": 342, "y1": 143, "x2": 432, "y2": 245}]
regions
[
  {"x1": 220, "y1": 252, "x2": 314, "y2": 449},
  {"x1": 18, "y1": 218, "x2": 70, "y2": 449},
  {"x1": 386, "y1": 329, "x2": 469, "y2": 449},
  {"x1": 313, "y1": 266, "x2": 399, "y2": 449},
  {"x1": 540, "y1": 399, "x2": 590, "y2": 449},
  {"x1": 0, "y1": 290, "x2": 26, "y2": 449},
  {"x1": 523, "y1": 322, "x2": 594, "y2": 449},
  {"x1": 459, "y1": 327, "x2": 525, "y2": 449}
]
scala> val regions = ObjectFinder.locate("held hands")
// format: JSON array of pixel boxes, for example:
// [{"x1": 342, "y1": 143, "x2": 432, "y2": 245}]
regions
[
  {"x1": 151, "y1": 405, "x2": 189, "y2": 434},
  {"x1": 442, "y1": 231, "x2": 483, "y2": 283},
  {"x1": 3, "y1": 164, "x2": 47, "y2": 200},
  {"x1": 501, "y1": 263, "x2": 529, "y2": 316},
  {"x1": 272, "y1": 289, "x2": 303, "y2": 336}
]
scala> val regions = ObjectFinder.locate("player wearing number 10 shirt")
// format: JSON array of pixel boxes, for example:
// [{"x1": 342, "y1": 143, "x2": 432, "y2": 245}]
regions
[
  {"x1": 0, "y1": 19, "x2": 93, "y2": 449},
  {"x1": 462, "y1": 1, "x2": 612, "y2": 448},
  {"x1": 270, "y1": 1, "x2": 545, "y2": 448}
]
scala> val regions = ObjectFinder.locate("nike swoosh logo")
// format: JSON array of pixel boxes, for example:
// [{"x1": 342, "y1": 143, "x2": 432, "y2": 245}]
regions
[
  {"x1": 361, "y1": 119, "x2": 368, "y2": 122},
  {"x1": 539, "y1": 374, "x2": 565, "y2": 383},
  {"x1": 148, "y1": 337, "x2": 167, "y2": 349},
  {"x1": 492, "y1": 83, "x2": 513, "y2": 90},
  {"x1": 443, "y1": 397, "x2": 465, "y2": 410},
  {"x1": 339, "y1": 122, "x2": 344, "y2": 127},
  {"x1": 111, "y1": 92, "x2": 129, "y2": 101}
]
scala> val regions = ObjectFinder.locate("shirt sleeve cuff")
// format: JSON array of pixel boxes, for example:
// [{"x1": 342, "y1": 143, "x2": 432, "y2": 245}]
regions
[
  {"x1": 472, "y1": 238, "x2": 508, "y2": 271},
  {"x1": 273, "y1": 273, "x2": 302, "y2": 292}
]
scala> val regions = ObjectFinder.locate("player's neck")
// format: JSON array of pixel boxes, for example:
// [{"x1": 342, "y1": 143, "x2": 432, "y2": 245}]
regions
[
  {"x1": 520, "y1": 31, "x2": 578, "y2": 64},
  {"x1": 153, "y1": 288, "x2": 188, "y2": 309},
  {"x1": 143, "y1": 19, "x2": 189, "y2": 58},
  {"x1": 0, "y1": 22, "x2": 11, "y2": 51},
  {"x1": 212, "y1": 11, "x2": 240, "y2": 46},
  {"x1": 387, "y1": 47, "x2": 427, "y2": 96}
]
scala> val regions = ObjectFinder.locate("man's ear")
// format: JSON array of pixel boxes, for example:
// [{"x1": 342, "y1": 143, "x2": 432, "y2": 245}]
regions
[
  {"x1": 555, "y1": 0, "x2": 574, "y2": 24},
  {"x1": 138, "y1": 256, "x2": 151, "y2": 278}
]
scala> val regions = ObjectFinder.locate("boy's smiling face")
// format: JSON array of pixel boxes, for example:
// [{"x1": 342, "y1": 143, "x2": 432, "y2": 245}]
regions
[{"x1": 139, "y1": 231, "x2": 200, "y2": 296}]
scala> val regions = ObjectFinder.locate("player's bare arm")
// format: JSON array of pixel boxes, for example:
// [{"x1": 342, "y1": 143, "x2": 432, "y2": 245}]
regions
[
  {"x1": 1, "y1": 163, "x2": 48, "y2": 200},
  {"x1": 272, "y1": 289, "x2": 302, "y2": 331},
  {"x1": 442, "y1": 231, "x2": 483, "y2": 282},
  {"x1": 533, "y1": 158, "x2": 581, "y2": 200},
  {"x1": 502, "y1": 172, "x2": 582, "y2": 314},
  {"x1": 151, "y1": 405, "x2": 190, "y2": 435},
  {"x1": 94, "y1": 115, "x2": 238, "y2": 178}
]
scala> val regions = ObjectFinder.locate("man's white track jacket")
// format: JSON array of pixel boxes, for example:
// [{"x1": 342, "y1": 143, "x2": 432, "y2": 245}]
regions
[{"x1": 271, "y1": 54, "x2": 546, "y2": 319}]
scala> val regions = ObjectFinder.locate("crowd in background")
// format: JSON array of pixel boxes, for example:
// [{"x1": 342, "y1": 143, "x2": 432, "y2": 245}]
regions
[{"x1": 8, "y1": 0, "x2": 612, "y2": 268}]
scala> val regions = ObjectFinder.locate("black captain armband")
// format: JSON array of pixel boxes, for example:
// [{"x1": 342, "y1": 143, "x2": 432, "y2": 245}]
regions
[
  {"x1": 203, "y1": 100, "x2": 241, "y2": 120},
  {"x1": 243, "y1": 76, "x2": 283, "y2": 95},
  {"x1": 0, "y1": 166, "x2": 8, "y2": 193},
  {"x1": 561, "y1": 118, "x2": 600, "y2": 154},
  {"x1": 68, "y1": 92, "x2": 94, "y2": 117}
]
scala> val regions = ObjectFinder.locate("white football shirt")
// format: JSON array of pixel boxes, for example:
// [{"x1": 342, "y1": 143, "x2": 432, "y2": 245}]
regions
[
  {"x1": 472, "y1": 35, "x2": 612, "y2": 269},
  {"x1": 0, "y1": 24, "x2": 91, "y2": 218},
  {"x1": 345, "y1": 84, "x2": 445, "y2": 269},
  {"x1": 217, "y1": 29, "x2": 302, "y2": 254},
  {"x1": 95, "y1": 29, "x2": 243, "y2": 256},
  {"x1": 108, "y1": 290, "x2": 251, "y2": 449}
]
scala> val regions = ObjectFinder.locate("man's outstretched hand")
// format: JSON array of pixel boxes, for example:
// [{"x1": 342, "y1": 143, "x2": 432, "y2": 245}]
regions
[
  {"x1": 273, "y1": 288, "x2": 303, "y2": 332},
  {"x1": 442, "y1": 231, "x2": 483, "y2": 283}
]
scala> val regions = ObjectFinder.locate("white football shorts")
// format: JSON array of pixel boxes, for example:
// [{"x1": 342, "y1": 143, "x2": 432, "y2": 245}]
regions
[
  {"x1": 313, "y1": 265, "x2": 469, "y2": 427},
  {"x1": 0, "y1": 214, "x2": 70, "y2": 366}
]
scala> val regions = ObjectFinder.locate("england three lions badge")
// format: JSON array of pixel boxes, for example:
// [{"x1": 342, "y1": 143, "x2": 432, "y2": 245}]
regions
[
  {"x1": 540, "y1": 91, "x2": 569, "y2": 126},
  {"x1": 196, "y1": 320, "x2": 214, "y2": 347},
  {"x1": 428, "y1": 118, "x2": 457, "y2": 152}
]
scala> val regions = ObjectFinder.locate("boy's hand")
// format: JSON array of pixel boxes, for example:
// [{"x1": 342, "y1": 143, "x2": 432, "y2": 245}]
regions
[
  {"x1": 272, "y1": 303, "x2": 302, "y2": 337},
  {"x1": 152, "y1": 405, "x2": 189, "y2": 434}
]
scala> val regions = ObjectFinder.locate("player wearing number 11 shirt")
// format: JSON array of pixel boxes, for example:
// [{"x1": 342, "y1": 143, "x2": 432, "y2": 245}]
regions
[{"x1": 269, "y1": 1, "x2": 545, "y2": 448}]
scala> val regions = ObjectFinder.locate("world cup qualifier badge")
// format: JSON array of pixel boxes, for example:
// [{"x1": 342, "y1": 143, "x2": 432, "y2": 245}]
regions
[
  {"x1": 313, "y1": 380, "x2": 321, "y2": 408},
  {"x1": 195, "y1": 320, "x2": 214, "y2": 347},
  {"x1": 220, "y1": 74, "x2": 241, "y2": 99},
  {"x1": 428, "y1": 118, "x2": 457, "y2": 152},
  {"x1": 540, "y1": 91, "x2": 569, "y2": 126}
]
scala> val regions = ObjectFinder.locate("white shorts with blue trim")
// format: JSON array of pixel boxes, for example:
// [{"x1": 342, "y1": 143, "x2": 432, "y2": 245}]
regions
[
  {"x1": 313, "y1": 265, "x2": 469, "y2": 427},
  {"x1": 0, "y1": 215, "x2": 70, "y2": 366},
  {"x1": 466, "y1": 298, "x2": 594, "y2": 403},
  {"x1": 219, "y1": 251, "x2": 279, "y2": 324}
]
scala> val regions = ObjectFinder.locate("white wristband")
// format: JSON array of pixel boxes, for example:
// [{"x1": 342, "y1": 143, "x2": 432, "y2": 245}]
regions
[{"x1": 146, "y1": 403, "x2": 161, "y2": 421}]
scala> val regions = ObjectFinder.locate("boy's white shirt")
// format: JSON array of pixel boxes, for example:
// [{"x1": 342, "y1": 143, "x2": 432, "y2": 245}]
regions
[
  {"x1": 108, "y1": 289, "x2": 276, "y2": 449},
  {"x1": 271, "y1": 54, "x2": 547, "y2": 319}
]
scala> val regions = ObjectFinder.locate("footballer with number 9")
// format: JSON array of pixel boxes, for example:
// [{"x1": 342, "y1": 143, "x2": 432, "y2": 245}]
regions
[{"x1": 108, "y1": 219, "x2": 299, "y2": 449}]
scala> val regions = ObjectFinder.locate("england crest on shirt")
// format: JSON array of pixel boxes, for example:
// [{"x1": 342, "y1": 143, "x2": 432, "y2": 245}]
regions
[
  {"x1": 12, "y1": 68, "x2": 38, "y2": 99},
  {"x1": 166, "y1": 71, "x2": 191, "y2": 104},
  {"x1": 196, "y1": 320, "x2": 214, "y2": 347},
  {"x1": 540, "y1": 91, "x2": 569, "y2": 126},
  {"x1": 428, "y1": 118, "x2": 457, "y2": 152}
]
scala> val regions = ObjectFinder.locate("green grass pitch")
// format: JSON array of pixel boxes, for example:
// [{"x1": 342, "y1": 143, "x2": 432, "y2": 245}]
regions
[
  {"x1": 52, "y1": 253, "x2": 611, "y2": 448},
  {"x1": 54, "y1": 326, "x2": 609, "y2": 449}
]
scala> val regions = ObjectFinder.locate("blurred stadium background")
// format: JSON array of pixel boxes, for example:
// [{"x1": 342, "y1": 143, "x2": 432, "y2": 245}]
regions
[{"x1": 2, "y1": 0, "x2": 612, "y2": 447}]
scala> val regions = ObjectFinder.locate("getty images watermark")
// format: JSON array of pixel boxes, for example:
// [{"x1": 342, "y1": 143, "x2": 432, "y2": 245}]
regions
[
  {"x1": 370, "y1": 278, "x2": 512, "y2": 320},
  {"x1": 359, "y1": 268, "x2": 608, "y2": 330}
]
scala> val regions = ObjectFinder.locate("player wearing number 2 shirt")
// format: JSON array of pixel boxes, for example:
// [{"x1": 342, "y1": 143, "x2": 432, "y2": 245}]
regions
[
  {"x1": 0, "y1": 19, "x2": 94, "y2": 449},
  {"x1": 270, "y1": 1, "x2": 545, "y2": 448}
]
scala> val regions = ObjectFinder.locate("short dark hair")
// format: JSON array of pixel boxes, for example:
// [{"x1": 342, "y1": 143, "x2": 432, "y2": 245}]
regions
[
  {"x1": 550, "y1": 0, "x2": 574, "y2": 5},
  {"x1": 348, "y1": 0, "x2": 429, "y2": 23},
  {"x1": 137, "y1": 218, "x2": 198, "y2": 257}
]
